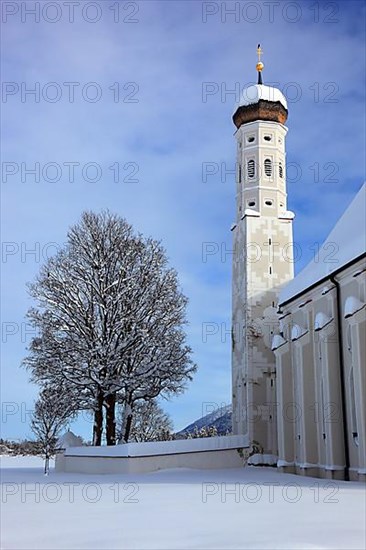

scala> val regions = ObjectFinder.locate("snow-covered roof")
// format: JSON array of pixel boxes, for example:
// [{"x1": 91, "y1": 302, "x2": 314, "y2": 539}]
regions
[
  {"x1": 236, "y1": 84, "x2": 288, "y2": 110},
  {"x1": 58, "y1": 430, "x2": 83, "y2": 448},
  {"x1": 280, "y1": 184, "x2": 366, "y2": 304}
]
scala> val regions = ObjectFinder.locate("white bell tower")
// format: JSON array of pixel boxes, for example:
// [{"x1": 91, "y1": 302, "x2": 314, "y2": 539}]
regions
[{"x1": 231, "y1": 46, "x2": 294, "y2": 454}]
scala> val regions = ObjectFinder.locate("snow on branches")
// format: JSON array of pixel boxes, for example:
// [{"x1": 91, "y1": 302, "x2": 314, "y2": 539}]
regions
[
  {"x1": 31, "y1": 385, "x2": 76, "y2": 474},
  {"x1": 24, "y1": 211, "x2": 196, "y2": 445}
]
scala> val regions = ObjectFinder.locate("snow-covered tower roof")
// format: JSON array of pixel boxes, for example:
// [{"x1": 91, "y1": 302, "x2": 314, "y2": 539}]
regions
[{"x1": 233, "y1": 44, "x2": 288, "y2": 129}]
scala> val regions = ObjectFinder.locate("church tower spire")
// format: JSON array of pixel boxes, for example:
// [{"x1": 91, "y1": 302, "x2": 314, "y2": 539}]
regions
[{"x1": 231, "y1": 47, "x2": 294, "y2": 455}]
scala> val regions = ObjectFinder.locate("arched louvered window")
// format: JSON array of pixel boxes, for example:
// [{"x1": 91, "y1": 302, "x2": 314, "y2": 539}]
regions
[
  {"x1": 279, "y1": 162, "x2": 284, "y2": 178},
  {"x1": 247, "y1": 159, "x2": 255, "y2": 179},
  {"x1": 264, "y1": 158, "x2": 272, "y2": 177}
]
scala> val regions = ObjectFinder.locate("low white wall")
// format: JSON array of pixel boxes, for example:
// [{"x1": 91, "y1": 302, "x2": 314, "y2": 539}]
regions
[
  {"x1": 57, "y1": 448, "x2": 244, "y2": 474},
  {"x1": 55, "y1": 435, "x2": 249, "y2": 474}
]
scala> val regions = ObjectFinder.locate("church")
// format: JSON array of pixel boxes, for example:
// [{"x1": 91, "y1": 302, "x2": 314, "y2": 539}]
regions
[
  {"x1": 56, "y1": 47, "x2": 365, "y2": 481},
  {"x1": 231, "y1": 46, "x2": 366, "y2": 482}
]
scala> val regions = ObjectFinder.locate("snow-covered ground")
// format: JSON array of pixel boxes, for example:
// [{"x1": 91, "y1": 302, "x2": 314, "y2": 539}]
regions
[{"x1": 1, "y1": 456, "x2": 365, "y2": 550}]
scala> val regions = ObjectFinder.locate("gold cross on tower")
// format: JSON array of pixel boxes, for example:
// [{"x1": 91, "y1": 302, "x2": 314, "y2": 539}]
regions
[
  {"x1": 257, "y1": 44, "x2": 263, "y2": 63},
  {"x1": 256, "y1": 43, "x2": 264, "y2": 84}
]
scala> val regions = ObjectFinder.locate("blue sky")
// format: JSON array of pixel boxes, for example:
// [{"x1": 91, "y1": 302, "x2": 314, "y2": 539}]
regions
[{"x1": 1, "y1": 0, "x2": 365, "y2": 440}]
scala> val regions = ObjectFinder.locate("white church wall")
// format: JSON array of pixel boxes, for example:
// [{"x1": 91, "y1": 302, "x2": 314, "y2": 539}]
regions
[
  {"x1": 338, "y1": 263, "x2": 366, "y2": 481},
  {"x1": 314, "y1": 322, "x2": 345, "y2": 477},
  {"x1": 275, "y1": 342, "x2": 295, "y2": 472},
  {"x1": 348, "y1": 311, "x2": 366, "y2": 479},
  {"x1": 275, "y1": 256, "x2": 366, "y2": 481}
]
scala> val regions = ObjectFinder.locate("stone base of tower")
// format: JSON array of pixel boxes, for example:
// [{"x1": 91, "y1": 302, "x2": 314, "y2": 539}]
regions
[
  {"x1": 232, "y1": 371, "x2": 278, "y2": 455},
  {"x1": 231, "y1": 212, "x2": 294, "y2": 456}
]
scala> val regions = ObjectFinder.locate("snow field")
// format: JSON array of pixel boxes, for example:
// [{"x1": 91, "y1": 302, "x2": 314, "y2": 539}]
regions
[{"x1": 1, "y1": 456, "x2": 365, "y2": 550}]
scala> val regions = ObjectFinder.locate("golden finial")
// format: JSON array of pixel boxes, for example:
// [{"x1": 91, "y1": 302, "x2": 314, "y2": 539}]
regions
[{"x1": 256, "y1": 43, "x2": 264, "y2": 84}]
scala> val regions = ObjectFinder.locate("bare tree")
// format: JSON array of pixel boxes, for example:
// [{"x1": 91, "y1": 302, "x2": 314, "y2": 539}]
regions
[
  {"x1": 117, "y1": 400, "x2": 173, "y2": 443},
  {"x1": 31, "y1": 386, "x2": 76, "y2": 474},
  {"x1": 24, "y1": 211, "x2": 196, "y2": 445}
]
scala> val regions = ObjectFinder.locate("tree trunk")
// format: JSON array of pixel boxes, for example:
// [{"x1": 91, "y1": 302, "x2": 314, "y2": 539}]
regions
[
  {"x1": 92, "y1": 389, "x2": 104, "y2": 446},
  {"x1": 124, "y1": 413, "x2": 133, "y2": 443},
  {"x1": 105, "y1": 393, "x2": 116, "y2": 445},
  {"x1": 44, "y1": 455, "x2": 49, "y2": 475},
  {"x1": 121, "y1": 399, "x2": 134, "y2": 443}
]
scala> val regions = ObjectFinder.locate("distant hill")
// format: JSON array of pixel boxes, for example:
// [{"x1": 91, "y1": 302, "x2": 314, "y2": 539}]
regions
[{"x1": 178, "y1": 405, "x2": 232, "y2": 436}]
